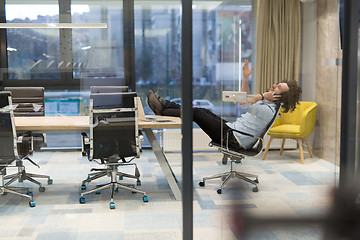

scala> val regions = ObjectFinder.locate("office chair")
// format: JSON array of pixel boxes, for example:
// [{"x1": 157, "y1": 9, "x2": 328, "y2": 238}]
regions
[
  {"x1": 262, "y1": 101, "x2": 317, "y2": 164},
  {"x1": 199, "y1": 105, "x2": 281, "y2": 193},
  {"x1": 82, "y1": 85, "x2": 130, "y2": 156},
  {"x1": 0, "y1": 91, "x2": 36, "y2": 207},
  {"x1": 80, "y1": 92, "x2": 148, "y2": 209},
  {"x1": 3, "y1": 87, "x2": 52, "y2": 192}
]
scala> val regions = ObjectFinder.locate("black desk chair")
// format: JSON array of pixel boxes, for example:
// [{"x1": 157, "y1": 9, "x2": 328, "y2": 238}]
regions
[
  {"x1": 81, "y1": 85, "x2": 131, "y2": 156},
  {"x1": 0, "y1": 92, "x2": 36, "y2": 207},
  {"x1": 80, "y1": 92, "x2": 148, "y2": 209},
  {"x1": 199, "y1": 105, "x2": 281, "y2": 193},
  {"x1": 3, "y1": 87, "x2": 52, "y2": 192}
]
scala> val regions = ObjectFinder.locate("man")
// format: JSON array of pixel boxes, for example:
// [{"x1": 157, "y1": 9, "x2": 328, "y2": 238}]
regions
[{"x1": 148, "y1": 60, "x2": 302, "y2": 150}]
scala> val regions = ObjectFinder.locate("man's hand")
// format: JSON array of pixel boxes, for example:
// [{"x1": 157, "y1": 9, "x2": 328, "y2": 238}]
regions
[
  {"x1": 263, "y1": 92, "x2": 281, "y2": 102},
  {"x1": 242, "y1": 59, "x2": 254, "y2": 79}
]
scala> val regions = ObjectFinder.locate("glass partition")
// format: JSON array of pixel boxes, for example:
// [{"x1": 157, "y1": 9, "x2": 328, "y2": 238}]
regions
[
  {"x1": 0, "y1": 0, "x2": 346, "y2": 239},
  {"x1": 71, "y1": 1, "x2": 124, "y2": 79},
  {"x1": 5, "y1": 0, "x2": 60, "y2": 79}
]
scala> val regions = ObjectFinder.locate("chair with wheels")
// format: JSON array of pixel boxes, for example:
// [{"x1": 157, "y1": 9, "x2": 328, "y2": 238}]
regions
[
  {"x1": 79, "y1": 92, "x2": 148, "y2": 209},
  {"x1": 3, "y1": 87, "x2": 52, "y2": 192},
  {"x1": 81, "y1": 85, "x2": 130, "y2": 156},
  {"x1": 199, "y1": 105, "x2": 281, "y2": 194},
  {"x1": 262, "y1": 101, "x2": 317, "y2": 164},
  {"x1": 0, "y1": 91, "x2": 36, "y2": 207}
]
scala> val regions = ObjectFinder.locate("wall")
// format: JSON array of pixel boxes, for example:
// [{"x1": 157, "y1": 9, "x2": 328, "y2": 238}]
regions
[{"x1": 312, "y1": 0, "x2": 342, "y2": 165}]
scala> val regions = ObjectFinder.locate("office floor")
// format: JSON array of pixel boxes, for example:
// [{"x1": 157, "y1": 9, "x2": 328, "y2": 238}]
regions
[{"x1": 0, "y1": 149, "x2": 338, "y2": 240}]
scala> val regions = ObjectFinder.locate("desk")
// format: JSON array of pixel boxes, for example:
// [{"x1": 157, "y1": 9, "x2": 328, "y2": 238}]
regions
[{"x1": 15, "y1": 115, "x2": 182, "y2": 200}]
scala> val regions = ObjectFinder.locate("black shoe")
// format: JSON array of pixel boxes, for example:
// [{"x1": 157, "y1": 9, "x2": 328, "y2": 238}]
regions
[{"x1": 147, "y1": 89, "x2": 163, "y2": 115}]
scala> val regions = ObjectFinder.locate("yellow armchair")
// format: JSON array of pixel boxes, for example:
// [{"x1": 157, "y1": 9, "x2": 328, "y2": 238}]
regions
[{"x1": 262, "y1": 101, "x2": 317, "y2": 164}]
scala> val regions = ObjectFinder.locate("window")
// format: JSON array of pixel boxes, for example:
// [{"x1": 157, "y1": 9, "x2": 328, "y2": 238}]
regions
[
  {"x1": 135, "y1": 1, "x2": 254, "y2": 122},
  {"x1": 5, "y1": 1, "x2": 60, "y2": 79},
  {"x1": 71, "y1": 1, "x2": 124, "y2": 79}
]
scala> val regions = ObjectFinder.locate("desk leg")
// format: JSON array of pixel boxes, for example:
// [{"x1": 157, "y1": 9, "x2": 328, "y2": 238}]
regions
[{"x1": 143, "y1": 128, "x2": 182, "y2": 200}]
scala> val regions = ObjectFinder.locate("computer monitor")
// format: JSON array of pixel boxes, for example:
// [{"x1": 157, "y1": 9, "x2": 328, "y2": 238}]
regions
[{"x1": 90, "y1": 86, "x2": 129, "y2": 94}]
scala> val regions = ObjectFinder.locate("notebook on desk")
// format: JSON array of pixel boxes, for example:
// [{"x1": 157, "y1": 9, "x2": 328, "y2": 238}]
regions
[{"x1": 145, "y1": 116, "x2": 174, "y2": 122}]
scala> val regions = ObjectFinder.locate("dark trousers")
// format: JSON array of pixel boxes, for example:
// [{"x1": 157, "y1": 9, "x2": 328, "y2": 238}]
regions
[{"x1": 162, "y1": 100, "x2": 241, "y2": 149}]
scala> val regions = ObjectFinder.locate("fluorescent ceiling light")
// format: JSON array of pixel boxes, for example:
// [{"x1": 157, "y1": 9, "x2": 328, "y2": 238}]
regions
[
  {"x1": 7, "y1": 47, "x2": 17, "y2": 52},
  {"x1": 81, "y1": 46, "x2": 92, "y2": 50},
  {"x1": 0, "y1": 23, "x2": 107, "y2": 29}
]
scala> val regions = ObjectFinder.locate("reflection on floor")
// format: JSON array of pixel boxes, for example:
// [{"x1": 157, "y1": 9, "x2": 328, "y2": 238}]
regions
[{"x1": 0, "y1": 149, "x2": 338, "y2": 240}]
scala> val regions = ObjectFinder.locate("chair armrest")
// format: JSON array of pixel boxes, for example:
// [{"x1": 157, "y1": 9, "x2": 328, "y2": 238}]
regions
[
  {"x1": 17, "y1": 133, "x2": 32, "y2": 157},
  {"x1": 81, "y1": 132, "x2": 90, "y2": 157},
  {"x1": 299, "y1": 104, "x2": 317, "y2": 138}
]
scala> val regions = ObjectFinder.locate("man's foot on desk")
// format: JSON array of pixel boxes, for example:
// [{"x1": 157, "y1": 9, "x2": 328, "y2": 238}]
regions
[{"x1": 147, "y1": 89, "x2": 164, "y2": 115}]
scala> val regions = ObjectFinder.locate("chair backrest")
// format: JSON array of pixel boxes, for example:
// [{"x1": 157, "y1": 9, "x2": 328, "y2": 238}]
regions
[
  {"x1": 89, "y1": 92, "x2": 139, "y2": 161},
  {"x1": 216, "y1": 104, "x2": 281, "y2": 157},
  {"x1": 90, "y1": 86, "x2": 129, "y2": 94},
  {"x1": 250, "y1": 104, "x2": 282, "y2": 154},
  {"x1": 4, "y1": 87, "x2": 45, "y2": 116},
  {"x1": 275, "y1": 101, "x2": 317, "y2": 125},
  {"x1": 273, "y1": 101, "x2": 317, "y2": 138},
  {"x1": 0, "y1": 91, "x2": 19, "y2": 163}
]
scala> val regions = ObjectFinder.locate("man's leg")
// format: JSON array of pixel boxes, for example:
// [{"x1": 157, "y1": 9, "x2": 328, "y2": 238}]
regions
[
  {"x1": 192, "y1": 108, "x2": 227, "y2": 144},
  {"x1": 147, "y1": 90, "x2": 240, "y2": 148}
]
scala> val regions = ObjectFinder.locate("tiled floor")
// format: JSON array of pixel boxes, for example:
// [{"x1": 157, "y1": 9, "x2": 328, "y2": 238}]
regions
[{"x1": 0, "y1": 149, "x2": 338, "y2": 240}]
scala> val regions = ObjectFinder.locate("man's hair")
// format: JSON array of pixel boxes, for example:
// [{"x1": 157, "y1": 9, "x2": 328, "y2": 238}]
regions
[{"x1": 275, "y1": 80, "x2": 302, "y2": 113}]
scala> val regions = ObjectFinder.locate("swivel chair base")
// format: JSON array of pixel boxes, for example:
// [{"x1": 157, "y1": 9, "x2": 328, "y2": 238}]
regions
[
  {"x1": 4, "y1": 159, "x2": 53, "y2": 192},
  {"x1": 199, "y1": 154, "x2": 259, "y2": 193},
  {"x1": 0, "y1": 168, "x2": 36, "y2": 207},
  {"x1": 80, "y1": 165, "x2": 148, "y2": 209},
  {"x1": 83, "y1": 162, "x2": 141, "y2": 186}
]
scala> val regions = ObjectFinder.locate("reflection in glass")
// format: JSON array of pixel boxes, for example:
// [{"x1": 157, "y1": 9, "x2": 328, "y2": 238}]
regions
[
  {"x1": 5, "y1": 1, "x2": 60, "y2": 79},
  {"x1": 71, "y1": 1, "x2": 124, "y2": 79},
  {"x1": 135, "y1": 1, "x2": 254, "y2": 121}
]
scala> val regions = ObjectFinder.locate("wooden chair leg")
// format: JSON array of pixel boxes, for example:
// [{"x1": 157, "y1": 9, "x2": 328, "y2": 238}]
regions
[
  {"x1": 279, "y1": 138, "x2": 286, "y2": 155},
  {"x1": 262, "y1": 136, "x2": 274, "y2": 160},
  {"x1": 304, "y1": 137, "x2": 314, "y2": 158},
  {"x1": 298, "y1": 138, "x2": 304, "y2": 164}
]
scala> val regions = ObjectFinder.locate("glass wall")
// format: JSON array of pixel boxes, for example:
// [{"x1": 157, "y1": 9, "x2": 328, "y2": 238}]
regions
[
  {"x1": 6, "y1": 1, "x2": 60, "y2": 79},
  {"x1": 135, "y1": 0, "x2": 254, "y2": 122},
  {"x1": 71, "y1": 1, "x2": 124, "y2": 79},
  {"x1": 0, "y1": 0, "x2": 346, "y2": 238}
]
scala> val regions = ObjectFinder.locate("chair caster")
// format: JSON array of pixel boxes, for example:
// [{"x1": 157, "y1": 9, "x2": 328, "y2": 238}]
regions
[
  {"x1": 39, "y1": 186, "x2": 45, "y2": 192},
  {"x1": 48, "y1": 179, "x2": 53, "y2": 185},
  {"x1": 252, "y1": 186, "x2": 259, "y2": 192},
  {"x1": 82, "y1": 152, "x2": 86, "y2": 156},
  {"x1": 217, "y1": 188, "x2": 222, "y2": 194},
  {"x1": 143, "y1": 195, "x2": 149, "y2": 202},
  {"x1": 119, "y1": 176, "x2": 123, "y2": 180},
  {"x1": 79, "y1": 197, "x2": 86, "y2": 204},
  {"x1": 29, "y1": 200, "x2": 36, "y2": 207},
  {"x1": 110, "y1": 202, "x2": 115, "y2": 209},
  {"x1": 95, "y1": 190, "x2": 101, "y2": 194},
  {"x1": 136, "y1": 179, "x2": 141, "y2": 186},
  {"x1": 199, "y1": 181, "x2": 205, "y2": 187},
  {"x1": 81, "y1": 184, "x2": 86, "y2": 190},
  {"x1": 254, "y1": 178, "x2": 259, "y2": 184},
  {"x1": 18, "y1": 179, "x2": 23, "y2": 183},
  {"x1": 27, "y1": 192, "x2": 33, "y2": 197}
]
